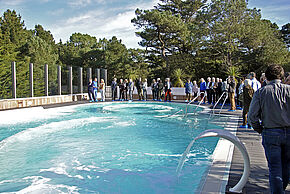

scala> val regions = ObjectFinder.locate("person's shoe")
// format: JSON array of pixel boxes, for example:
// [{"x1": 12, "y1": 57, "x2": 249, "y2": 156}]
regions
[
  {"x1": 95, "y1": 100, "x2": 98, "y2": 102},
  {"x1": 236, "y1": 107, "x2": 243, "y2": 110},
  {"x1": 89, "y1": 100, "x2": 93, "y2": 102},
  {"x1": 185, "y1": 100, "x2": 188, "y2": 102},
  {"x1": 159, "y1": 99, "x2": 162, "y2": 101},
  {"x1": 228, "y1": 109, "x2": 236, "y2": 112},
  {"x1": 239, "y1": 125, "x2": 247, "y2": 128},
  {"x1": 247, "y1": 125, "x2": 253, "y2": 129}
]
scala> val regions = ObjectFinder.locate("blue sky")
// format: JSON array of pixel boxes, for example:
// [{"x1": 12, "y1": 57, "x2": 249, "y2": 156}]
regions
[{"x1": 0, "y1": 0, "x2": 289, "y2": 48}]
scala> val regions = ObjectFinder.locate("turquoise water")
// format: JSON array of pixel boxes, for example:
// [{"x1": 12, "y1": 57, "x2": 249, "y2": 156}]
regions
[{"x1": 0, "y1": 102, "x2": 223, "y2": 193}]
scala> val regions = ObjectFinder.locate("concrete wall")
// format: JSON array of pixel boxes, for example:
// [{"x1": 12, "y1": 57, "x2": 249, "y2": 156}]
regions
[{"x1": 0, "y1": 94, "x2": 88, "y2": 111}]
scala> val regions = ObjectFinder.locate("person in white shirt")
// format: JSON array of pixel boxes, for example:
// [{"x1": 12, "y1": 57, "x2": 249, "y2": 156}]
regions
[{"x1": 248, "y1": 72, "x2": 261, "y2": 92}]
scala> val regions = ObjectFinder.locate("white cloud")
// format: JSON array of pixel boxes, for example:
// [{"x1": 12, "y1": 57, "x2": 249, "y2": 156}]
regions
[
  {"x1": 49, "y1": 0, "x2": 159, "y2": 48},
  {"x1": 47, "y1": 8, "x2": 65, "y2": 16},
  {"x1": 0, "y1": 0, "x2": 25, "y2": 6},
  {"x1": 67, "y1": 0, "x2": 106, "y2": 8}
]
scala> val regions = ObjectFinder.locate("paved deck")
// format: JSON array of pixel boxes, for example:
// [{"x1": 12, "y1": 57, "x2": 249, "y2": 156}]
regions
[{"x1": 226, "y1": 117, "x2": 290, "y2": 193}]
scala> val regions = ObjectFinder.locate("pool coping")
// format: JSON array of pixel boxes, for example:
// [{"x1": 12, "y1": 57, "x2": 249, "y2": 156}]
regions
[{"x1": 198, "y1": 114, "x2": 240, "y2": 193}]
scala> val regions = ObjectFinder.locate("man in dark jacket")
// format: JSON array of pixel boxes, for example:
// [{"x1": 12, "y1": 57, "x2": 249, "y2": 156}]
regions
[
  {"x1": 239, "y1": 79, "x2": 254, "y2": 128},
  {"x1": 228, "y1": 76, "x2": 236, "y2": 111},
  {"x1": 164, "y1": 78, "x2": 172, "y2": 102},
  {"x1": 157, "y1": 79, "x2": 163, "y2": 101},
  {"x1": 248, "y1": 64, "x2": 290, "y2": 194},
  {"x1": 111, "y1": 78, "x2": 117, "y2": 101},
  {"x1": 136, "y1": 78, "x2": 143, "y2": 100},
  {"x1": 88, "y1": 78, "x2": 96, "y2": 102}
]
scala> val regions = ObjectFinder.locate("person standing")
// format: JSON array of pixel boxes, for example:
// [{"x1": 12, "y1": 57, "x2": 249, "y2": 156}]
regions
[
  {"x1": 142, "y1": 78, "x2": 148, "y2": 101},
  {"x1": 206, "y1": 77, "x2": 212, "y2": 104},
  {"x1": 185, "y1": 79, "x2": 193, "y2": 102},
  {"x1": 192, "y1": 80, "x2": 198, "y2": 101},
  {"x1": 128, "y1": 79, "x2": 134, "y2": 101},
  {"x1": 228, "y1": 76, "x2": 236, "y2": 111},
  {"x1": 200, "y1": 78, "x2": 206, "y2": 102},
  {"x1": 239, "y1": 79, "x2": 253, "y2": 128},
  {"x1": 88, "y1": 78, "x2": 96, "y2": 102},
  {"x1": 211, "y1": 77, "x2": 217, "y2": 104},
  {"x1": 217, "y1": 78, "x2": 223, "y2": 102},
  {"x1": 248, "y1": 72, "x2": 261, "y2": 92},
  {"x1": 93, "y1": 78, "x2": 98, "y2": 102},
  {"x1": 124, "y1": 79, "x2": 128, "y2": 101},
  {"x1": 248, "y1": 64, "x2": 290, "y2": 194},
  {"x1": 119, "y1": 79, "x2": 125, "y2": 101},
  {"x1": 136, "y1": 78, "x2": 143, "y2": 101},
  {"x1": 151, "y1": 79, "x2": 158, "y2": 101},
  {"x1": 111, "y1": 78, "x2": 117, "y2": 101},
  {"x1": 157, "y1": 79, "x2": 163, "y2": 101},
  {"x1": 99, "y1": 79, "x2": 106, "y2": 102},
  {"x1": 164, "y1": 78, "x2": 172, "y2": 102}
]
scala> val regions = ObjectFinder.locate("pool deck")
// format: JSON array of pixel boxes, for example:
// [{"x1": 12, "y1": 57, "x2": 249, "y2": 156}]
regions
[{"x1": 40, "y1": 100, "x2": 290, "y2": 193}]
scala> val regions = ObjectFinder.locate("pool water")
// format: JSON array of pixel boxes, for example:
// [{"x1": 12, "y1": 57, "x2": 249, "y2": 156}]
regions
[{"x1": 0, "y1": 102, "x2": 224, "y2": 193}]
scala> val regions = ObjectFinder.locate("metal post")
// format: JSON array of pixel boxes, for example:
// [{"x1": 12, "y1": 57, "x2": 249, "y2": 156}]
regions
[
  {"x1": 68, "y1": 66, "x2": 73, "y2": 95},
  {"x1": 101, "y1": 68, "x2": 107, "y2": 86},
  {"x1": 87, "y1": 68, "x2": 92, "y2": 83},
  {"x1": 11, "y1": 61, "x2": 17, "y2": 99},
  {"x1": 95, "y1": 68, "x2": 101, "y2": 84},
  {"x1": 29, "y1": 63, "x2": 34, "y2": 97},
  {"x1": 44, "y1": 64, "x2": 49, "y2": 96},
  {"x1": 78, "y1": 67, "x2": 83, "y2": 93},
  {"x1": 57, "y1": 65, "x2": 61, "y2": 95}
]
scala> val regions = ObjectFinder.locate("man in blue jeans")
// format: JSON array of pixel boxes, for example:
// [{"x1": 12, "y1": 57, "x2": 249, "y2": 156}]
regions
[{"x1": 248, "y1": 64, "x2": 290, "y2": 194}]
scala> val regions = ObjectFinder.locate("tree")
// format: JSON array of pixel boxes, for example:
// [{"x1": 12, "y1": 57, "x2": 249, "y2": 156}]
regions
[{"x1": 281, "y1": 23, "x2": 290, "y2": 49}]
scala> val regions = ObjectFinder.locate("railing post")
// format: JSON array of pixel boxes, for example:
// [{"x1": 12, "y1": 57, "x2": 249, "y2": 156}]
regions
[
  {"x1": 95, "y1": 68, "x2": 100, "y2": 84},
  {"x1": 11, "y1": 61, "x2": 17, "y2": 99},
  {"x1": 57, "y1": 65, "x2": 61, "y2": 95},
  {"x1": 87, "y1": 68, "x2": 92, "y2": 83},
  {"x1": 29, "y1": 63, "x2": 34, "y2": 97},
  {"x1": 78, "y1": 67, "x2": 83, "y2": 93},
  {"x1": 68, "y1": 66, "x2": 73, "y2": 95},
  {"x1": 44, "y1": 64, "x2": 49, "y2": 96},
  {"x1": 101, "y1": 68, "x2": 107, "y2": 86}
]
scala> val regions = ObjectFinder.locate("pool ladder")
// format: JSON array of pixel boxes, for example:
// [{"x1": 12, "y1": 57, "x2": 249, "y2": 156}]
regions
[{"x1": 209, "y1": 92, "x2": 229, "y2": 118}]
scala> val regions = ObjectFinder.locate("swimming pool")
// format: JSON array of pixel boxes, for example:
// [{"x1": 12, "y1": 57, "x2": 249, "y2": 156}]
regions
[{"x1": 0, "y1": 102, "x2": 225, "y2": 193}]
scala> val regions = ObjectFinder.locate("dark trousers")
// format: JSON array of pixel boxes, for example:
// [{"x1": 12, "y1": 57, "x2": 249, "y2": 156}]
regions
[
  {"x1": 152, "y1": 89, "x2": 157, "y2": 100},
  {"x1": 157, "y1": 90, "x2": 162, "y2": 100},
  {"x1": 262, "y1": 128, "x2": 290, "y2": 193},
  {"x1": 119, "y1": 89, "x2": 125, "y2": 100},
  {"x1": 206, "y1": 89, "x2": 212, "y2": 103},
  {"x1": 212, "y1": 89, "x2": 216, "y2": 104},
  {"x1": 112, "y1": 88, "x2": 117, "y2": 100},
  {"x1": 137, "y1": 89, "x2": 143, "y2": 100},
  {"x1": 88, "y1": 88, "x2": 96, "y2": 101}
]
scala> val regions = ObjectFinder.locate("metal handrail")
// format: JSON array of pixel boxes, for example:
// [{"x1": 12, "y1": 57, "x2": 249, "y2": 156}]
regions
[
  {"x1": 210, "y1": 92, "x2": 226, "y2": 117},
  {"x1": 184, "y1": 92, "x2": 204, "y2": 116},
  {"x1": 219, "y1": 92, "x2": 228, "y2": 115},
  {"x1": 192, "y1": 92, "x2": 207, "y2": 114},
  {"x1": 176, "y1": 129, "x2": 250, "y2": 193}
]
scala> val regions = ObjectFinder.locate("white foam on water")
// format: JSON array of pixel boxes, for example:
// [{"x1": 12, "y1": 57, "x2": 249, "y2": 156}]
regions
[
  {"x1": 40, "y1": 163, "x2": 69, "y2": 176},
  {"x1": 0, "y1": 116, "x2": 117, "y2": 150},
  {"x1": 144, "y1": 153, "x2": 197, "y2": 157},
  {"x1": 0, "y1": 106, "x2": 77, "y2": 125},
  {"x1": 102, "y1": 103, "x2": 174, "y2": 111},
  {"x1": 15, "y1": 176, "x2": 79, "y2": 194}
]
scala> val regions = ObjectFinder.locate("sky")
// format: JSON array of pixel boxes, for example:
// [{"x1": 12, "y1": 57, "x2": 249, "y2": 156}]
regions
[{"x1": 0, "y1": 0, "x2": 289, "y2": 49}]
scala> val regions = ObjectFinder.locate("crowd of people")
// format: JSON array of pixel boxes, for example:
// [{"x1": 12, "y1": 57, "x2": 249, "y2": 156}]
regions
[{"x1": 110, "y1": 77, "x2": 174, "y2": 102}]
